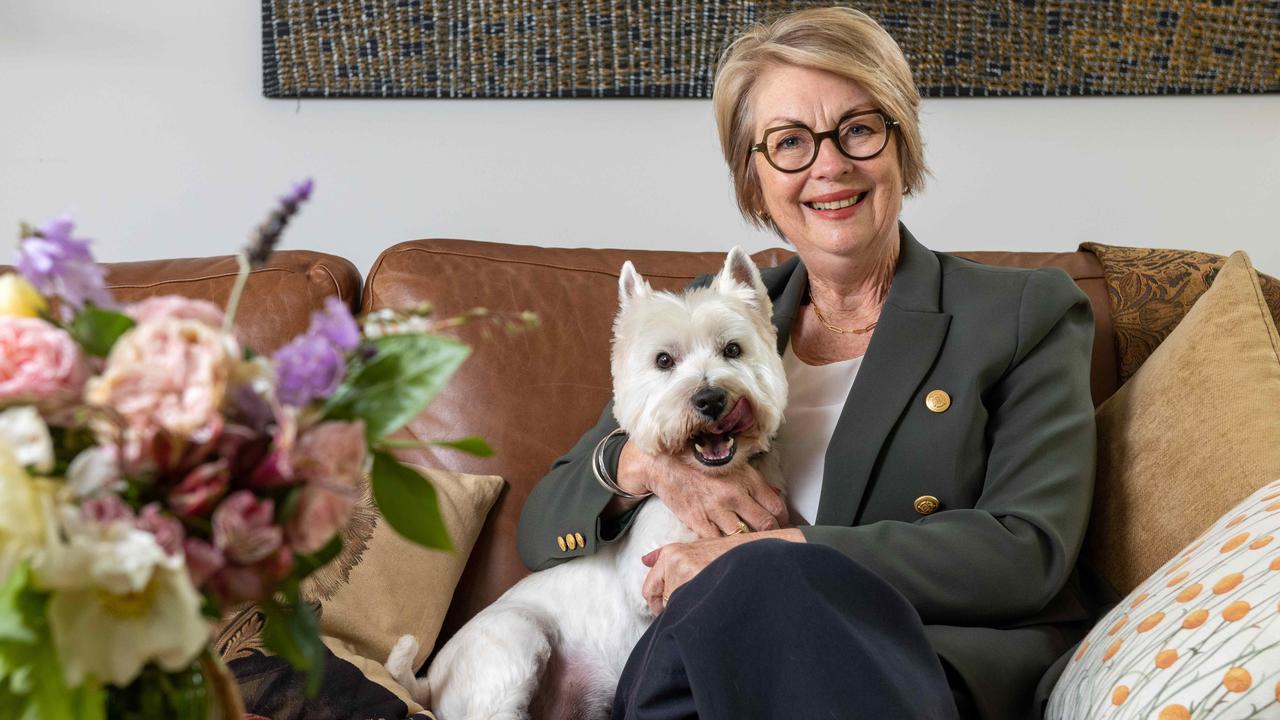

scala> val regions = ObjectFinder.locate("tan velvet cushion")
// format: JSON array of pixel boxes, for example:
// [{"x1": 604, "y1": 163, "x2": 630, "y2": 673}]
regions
[
  {"x1": 310, "y1": 465, "x2": 505, "y2": 668},
  {"x1": 1087, "y1": 251, "x2": 1280, "y2": 594}
]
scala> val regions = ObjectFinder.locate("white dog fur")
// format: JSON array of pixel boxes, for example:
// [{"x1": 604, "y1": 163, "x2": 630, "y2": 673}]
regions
[{"x1": 386, "y1": 248, "x2": 788, "y2": 720}]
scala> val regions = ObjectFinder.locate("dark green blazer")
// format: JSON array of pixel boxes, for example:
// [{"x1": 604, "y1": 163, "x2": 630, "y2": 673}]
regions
[{"x1": 517, "y1": 224, "x2": 1099, "y2": 720}]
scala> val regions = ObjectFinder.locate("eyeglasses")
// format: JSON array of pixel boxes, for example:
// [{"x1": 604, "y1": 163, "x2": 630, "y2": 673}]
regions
[{"x1": 748, "y1": 110, "x2": 899, "y2": 173}]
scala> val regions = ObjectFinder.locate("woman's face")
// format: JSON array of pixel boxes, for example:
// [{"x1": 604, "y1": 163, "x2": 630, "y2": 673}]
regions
[{"x1": 749, "y1": 64, "x2": 903, "y2": 262}]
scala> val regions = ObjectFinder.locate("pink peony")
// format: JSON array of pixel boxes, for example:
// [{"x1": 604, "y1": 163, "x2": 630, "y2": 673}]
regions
[
  {"x1": 84, "y1": 318, "x2": 233, "y2": 460},
  {"x1": 168, "y1": 460, "x2": 230, "y2": 517},
  {"x1": 287, "y1": 484, "x2": 359, "y2": 555},
  {"x1": 284, "y1": 420, "x2": 366, "y2": 553},
  {"x1": 127, "y1": 295, "x2": 225, "y2": 328},
  {"x1": 291, "y1": 420, "x2": 366, "y2": 486},
  {"x1": 0, "y1": 317, "x2": 87, "y2": 407},
  {"x1": 212, "y1": 491, "x2": 282, "y2": 565}
]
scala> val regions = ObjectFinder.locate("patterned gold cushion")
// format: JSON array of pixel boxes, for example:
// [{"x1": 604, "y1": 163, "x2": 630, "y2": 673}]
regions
[
  {"x1": 1048, "y1": 478, "x2": 1280, "y2": 719},
  {"x1": 1081, "y1": 242, "x2": 1280, "y2": 385}
]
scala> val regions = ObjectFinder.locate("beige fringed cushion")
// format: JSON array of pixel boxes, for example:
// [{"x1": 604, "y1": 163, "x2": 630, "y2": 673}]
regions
[
  {"x1": 219, "y1": 465, "x2": 503, "y2": 719},
  {"x1": 1087, "y1": 252, "x2": 1280, "y2": 595},
  {"x1": 311, "y1": 464, "x2": 505, "y2": 668}
]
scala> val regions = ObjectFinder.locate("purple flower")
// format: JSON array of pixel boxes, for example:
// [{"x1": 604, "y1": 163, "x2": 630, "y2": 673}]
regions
[
  {"x1": 273, "y1": 333, "x2": 345, "y2": 406},
  {"x1": 308, "y1": 296, "x2": 360, "y2": 351},
  {"x1": 16, "y1": 216, "x2": 114, "y2": 317},
  {"x1": 283, "y1": 178, "x2": 313, "y2": 207},
  {"x1": 246, "y1": 178, "x2": 314, "y2": 267}
]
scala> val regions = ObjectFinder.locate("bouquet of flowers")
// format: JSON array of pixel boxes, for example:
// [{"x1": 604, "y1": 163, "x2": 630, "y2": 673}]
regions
[{"x1": 0, "y1": 182, "x2": 522, "y2": 719}]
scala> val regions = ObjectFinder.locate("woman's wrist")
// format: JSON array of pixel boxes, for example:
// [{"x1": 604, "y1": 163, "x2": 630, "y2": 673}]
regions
[
  {"x1": 602, "y1": 440, "x2": 654, "y2": 516},
  {"x1": 594, "y1": 435, "x2": 650, "y2": 517},
  {"x1": 614, "y1": 440, "x2": 655, "y2": 496}
]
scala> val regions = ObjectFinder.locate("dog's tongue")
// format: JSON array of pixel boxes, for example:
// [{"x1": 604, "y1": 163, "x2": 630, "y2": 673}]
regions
[{"x1": 708, "y1": 398, "x2": 755, "y2": 435}]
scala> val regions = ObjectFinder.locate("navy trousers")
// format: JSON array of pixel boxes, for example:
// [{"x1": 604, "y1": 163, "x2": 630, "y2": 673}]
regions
[{"x1": 612, "y1": 540, "x2": 964, "y2": 720}]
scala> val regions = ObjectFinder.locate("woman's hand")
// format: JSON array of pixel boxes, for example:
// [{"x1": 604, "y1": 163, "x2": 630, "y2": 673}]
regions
[
  {"x1": 615, "y1": 440, "x2": 789, "y2": 538},
  {"x1": 641, "y1": 530, "x2": 805, "y2": 615}
]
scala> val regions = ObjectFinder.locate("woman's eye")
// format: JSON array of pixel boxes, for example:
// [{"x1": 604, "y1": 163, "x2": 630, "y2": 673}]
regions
[
  {"x1": 723, "y1": 342, "x2": 742, "y2": 359},
  {"x1": 775, "y1": 134, "x2": 804, "y2": 150},
  {"x1": 843, "y1": 123, "x2": 871, "y2": 137},
  {"x1": 655, "y1": 352, "x2": 675, "y2": 370}
]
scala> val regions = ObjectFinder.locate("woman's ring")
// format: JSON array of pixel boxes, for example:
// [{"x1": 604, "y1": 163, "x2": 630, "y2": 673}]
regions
[{"x1": 727, "y1": 520, "x2": 749, "y2": 536}]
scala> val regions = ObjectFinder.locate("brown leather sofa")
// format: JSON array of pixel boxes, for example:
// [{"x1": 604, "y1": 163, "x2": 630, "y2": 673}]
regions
[{"x1": 90, "y1": 239, "x2": 1279, "y2": 713}]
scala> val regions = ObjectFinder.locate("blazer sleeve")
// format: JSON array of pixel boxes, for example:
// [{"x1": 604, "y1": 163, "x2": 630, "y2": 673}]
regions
[
  {"x1": 802, "y1": 268, "x2": 1097, "y2": 626},
  {"x1": 516, "y1": 402, "x2": 646, "y2": 571}
]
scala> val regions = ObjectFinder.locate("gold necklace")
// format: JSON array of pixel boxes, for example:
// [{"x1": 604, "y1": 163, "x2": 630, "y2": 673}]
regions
[{"x1": 811, "y1": 301, "x2": 878, "y2": 335}]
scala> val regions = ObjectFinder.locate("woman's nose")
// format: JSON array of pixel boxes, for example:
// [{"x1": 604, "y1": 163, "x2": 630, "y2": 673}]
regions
[{"x1": 809, "y1": 135, "x2": 853, "y2": 179}]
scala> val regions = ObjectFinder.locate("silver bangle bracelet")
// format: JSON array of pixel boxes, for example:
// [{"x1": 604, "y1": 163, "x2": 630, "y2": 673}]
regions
[{"x1": 592, "y1": 428, "x2": 652, "y2": 500}]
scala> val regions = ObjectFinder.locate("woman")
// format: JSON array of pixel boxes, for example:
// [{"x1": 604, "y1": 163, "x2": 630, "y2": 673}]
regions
[{"x1": 517, "y1": 7, "x2": 1099, "y2": 720}]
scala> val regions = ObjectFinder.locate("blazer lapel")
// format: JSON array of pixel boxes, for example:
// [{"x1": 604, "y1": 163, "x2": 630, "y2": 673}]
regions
[
  {"x1": 769, "y1": 256, "x2": 807, "y2": 355},
  {"x1": 814, "y1": 225, "x2": 952, "y2": 526}
]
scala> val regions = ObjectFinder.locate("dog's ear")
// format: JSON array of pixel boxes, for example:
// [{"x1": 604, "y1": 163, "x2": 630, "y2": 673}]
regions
[
  {"x1": 618, "y1": 260, "x2": 651, "y2": 309},
  {"x1": 715, "y1": 247, "x2": 769, "y2": 307}
]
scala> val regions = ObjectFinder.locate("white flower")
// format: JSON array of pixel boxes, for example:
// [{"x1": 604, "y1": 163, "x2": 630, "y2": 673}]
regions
[
  {"x1": 65, "y1": 445, "x2": 122, "y2": 497},
  {"x1": 46, "y1": 558, "x2": 208, "y2": 687},
  {"x1": 0, "y1": 405, "x2": 54, "y2": 473},
  {"x1": 34, "y1": 511, "x2": 209, "y2": 687},
  {"x1": 0, "y1": 439, "x2": 48, "y2": 581}
]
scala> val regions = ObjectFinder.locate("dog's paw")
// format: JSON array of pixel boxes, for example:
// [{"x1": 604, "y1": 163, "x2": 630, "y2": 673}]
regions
[{"x1": 384, "y1": 634, "x2": 422, "y2": 692}]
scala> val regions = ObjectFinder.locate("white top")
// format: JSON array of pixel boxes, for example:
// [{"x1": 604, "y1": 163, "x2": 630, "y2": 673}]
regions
[{"x1": 775, "y1": 343, "x2": 863, "y2": 525}]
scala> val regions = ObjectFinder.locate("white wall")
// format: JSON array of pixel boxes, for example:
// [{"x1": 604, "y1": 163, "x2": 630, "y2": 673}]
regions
[{"x1": 2, "y1": 1, "x2": 1277, "y2": 278}]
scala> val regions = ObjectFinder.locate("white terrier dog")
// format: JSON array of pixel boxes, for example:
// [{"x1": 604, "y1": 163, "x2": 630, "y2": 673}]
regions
[{"x1": 386, "y1": 248, "x2": 787, "y2": 720}]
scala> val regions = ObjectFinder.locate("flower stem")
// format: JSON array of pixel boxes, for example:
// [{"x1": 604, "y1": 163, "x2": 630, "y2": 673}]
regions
[{"x1": 223, "y1": 253, "x2": 251, "y2": 335}]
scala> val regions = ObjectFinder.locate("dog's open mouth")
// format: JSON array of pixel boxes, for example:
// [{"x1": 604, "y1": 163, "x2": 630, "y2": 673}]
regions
[{"x1": 691, "y1": 397, "x2": 757, "y2": 467}]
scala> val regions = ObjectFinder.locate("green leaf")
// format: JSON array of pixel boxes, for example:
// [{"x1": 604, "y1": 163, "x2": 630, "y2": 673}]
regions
[
  {"x1": 0, "y1": 565, "x2": 35, "y2": 644},
  {"x1": 0, "y1": 565, "x2": 105, "y2": 720},
  {"x1": 324, "y1": 334, "x2": 470, "y2": 441},
  {"x1": 68, "y1": 304, "x2": 135, "y2": 357},
  {"x1": 370, "y1": 451, "x2": 453, "y2": 551},
  {"x1": 431, "y1": 436, "x2": 494, "y2": 457},
  {"x1": 292, "y1": 534, "x2": 344, "y2": 581},
  {"x1": 261, "y1": 598, "x2": 326, "y2": 697}
]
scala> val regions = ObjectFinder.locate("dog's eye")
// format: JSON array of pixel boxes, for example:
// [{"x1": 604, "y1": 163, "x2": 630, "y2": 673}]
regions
[
  {"x1": 655, "y1": 352, "x2": 675, "y2": 370},
  {"x1": 723, "y1": 342, "x2": 742, "y2": 359}
]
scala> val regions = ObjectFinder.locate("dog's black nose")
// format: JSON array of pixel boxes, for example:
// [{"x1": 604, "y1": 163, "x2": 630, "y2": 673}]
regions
[{"x1": 692, "y1": 387, "x2": 728, "y2": 419}]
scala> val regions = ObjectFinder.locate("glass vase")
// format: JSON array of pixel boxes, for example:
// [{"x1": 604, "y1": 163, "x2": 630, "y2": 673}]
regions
[{"x1": 106, "y1": 650, "x2": 243, "y2": 720}]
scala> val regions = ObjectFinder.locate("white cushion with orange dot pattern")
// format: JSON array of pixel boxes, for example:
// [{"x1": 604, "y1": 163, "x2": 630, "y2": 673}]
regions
[{"x1": 1048, "y1": 479, "x2": 1280, "y2": 719}]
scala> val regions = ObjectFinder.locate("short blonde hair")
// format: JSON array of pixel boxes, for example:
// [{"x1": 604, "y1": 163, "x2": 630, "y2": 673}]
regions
[{"x1": 713, "y1": 7, "x2": 928, "y2": 234}]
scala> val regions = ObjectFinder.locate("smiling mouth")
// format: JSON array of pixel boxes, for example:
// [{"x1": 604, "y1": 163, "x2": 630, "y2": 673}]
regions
[
  {"x1": 803, "y1": 191, "x2": 867, "y2": 211},
  {"x1": 693, "y1": 433, "x2": 737, "y2": 466},
  {"x1": 689, "y1": 398, "x2": 756, "y2": 467}
]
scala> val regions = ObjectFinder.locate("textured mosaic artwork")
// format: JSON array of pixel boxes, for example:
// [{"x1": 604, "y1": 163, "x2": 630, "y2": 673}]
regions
[{"x1": 261, "y1": 1, "x2": 1280, "y2": 98}]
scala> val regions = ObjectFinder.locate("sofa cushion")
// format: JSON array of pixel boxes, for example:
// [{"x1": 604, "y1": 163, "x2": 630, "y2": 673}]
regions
[
  {"x1": 0, "y1": 251, "x2": 361, "y2": 354},
  {"x1": 217, "y1": 465, "x2": 501, "y2": 718},
  {"x1": 1087, "y1": 251, "x2": 1280, "y2": 595},
  {"x1": 1081, "y1": 241, "x2": 1280, "y2": 386},
  {"x1": 1047, "y1": 478, "x2": 1280, "y2": 719},
  {"x1": 103, "y1": 251, "x2": 361, "y2": 354},
  {"x1": 308, "y1": 464, "x2": 504, "y2": 669},
  {"x1": 361, "y1": 238, "x2": 1116, "y2": 647}
]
